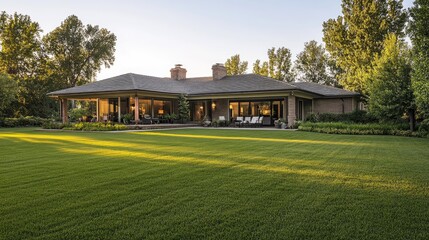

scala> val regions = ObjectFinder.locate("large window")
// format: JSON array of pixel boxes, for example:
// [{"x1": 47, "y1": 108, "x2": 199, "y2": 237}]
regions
[
  {"x1": 240, "y1": 102, "x2": 250, "y2": 116},
  {"x1": 250, "y1": 101, "x2": 271, "y2": 116},
  {"x1": 229, "y1": 100, "x2": 284, "y2": 125},
  {"x1": 139, "y1": 99, "x2": 151, "y2": 116},
  {"x1": 154, "y1": 100, "x2": 172, "y2": 117},
  {"x1": 230, "y1": 102, "x2": 239, "y2": 118},
  {"x1": 272, "y1": 100, "x2": 283, "y2": 120},
  {"x1": 99, "y1": 99, "x2": 108, "y2": 120},
  {"x1": 191, "y1": 101, "x2": 206, "y2": 121}
]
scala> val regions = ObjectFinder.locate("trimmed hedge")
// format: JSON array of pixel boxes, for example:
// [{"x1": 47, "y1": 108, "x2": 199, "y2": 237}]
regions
[
  {"x1": 306, "y1": 110, "x2": 378, "y2": 124},
  {"x1": 41, "y1": 121, "x2": 71, "y2": 129},
  {"x1": 0, "y1": 116, "x2": 50, "y2": 128},
  {"x1": 62, "y1": 122, "x2": 128, "y2": 131},
  {"x1": 298, "y1": 122, "x2": 426, "y2": 137}
]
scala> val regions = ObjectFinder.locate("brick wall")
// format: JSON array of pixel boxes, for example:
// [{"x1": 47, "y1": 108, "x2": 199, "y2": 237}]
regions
[
  {"x1": 313, "y1": 97, "x2": 355, "y2": 114},
  {"x1": 211, "y1": 99, "x2": 229, "y2": 121},
  {"x1": 287, "y1": 95, "x2": 296, "y2": 126}
]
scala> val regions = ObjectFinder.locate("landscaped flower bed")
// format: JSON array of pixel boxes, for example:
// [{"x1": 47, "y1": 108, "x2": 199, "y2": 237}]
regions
[
  {"x1": 42, "y1": 122, "x2": 128, "y2": 131},
  {"x1": 298, "y1": 122, "x2": 427, "y2": 137}
]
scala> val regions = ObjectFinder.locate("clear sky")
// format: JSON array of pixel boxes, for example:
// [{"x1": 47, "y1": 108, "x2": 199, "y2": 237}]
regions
[{"x1": 4, "y1": 0, "x2": 414, "y2": 80}]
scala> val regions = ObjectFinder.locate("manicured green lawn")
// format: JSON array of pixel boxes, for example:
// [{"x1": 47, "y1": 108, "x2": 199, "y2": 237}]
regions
[{"x1": 0, "y1": 128, "x2": 428, "y2": 239}]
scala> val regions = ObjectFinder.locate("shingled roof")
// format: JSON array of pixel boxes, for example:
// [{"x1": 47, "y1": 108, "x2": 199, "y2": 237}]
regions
[{"x1": 48, "y1": 73, "x2": 359, "y2": 97}]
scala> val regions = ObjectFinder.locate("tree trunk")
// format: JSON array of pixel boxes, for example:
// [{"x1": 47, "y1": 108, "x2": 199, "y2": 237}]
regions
[{"x1": 409, "y1": 109, "x2": 416, "y2": 131}]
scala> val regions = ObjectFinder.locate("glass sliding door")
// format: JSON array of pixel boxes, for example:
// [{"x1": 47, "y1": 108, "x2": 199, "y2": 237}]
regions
[
  {"x1": 98, "y1": 98, "x2": 120, "y2": 122},
  {"x1": 271, "y1": 100, "x2": 284, "y2": 123},
  {"x1": 120, "y1": 98, "x2": 129, "y2": 115},
  {"x1": 229, "y1": 99, "x2": 285, "y2": 125},
  {"x1": 191, "y1": 101, "x2": 205, "y2": 121},
  {"x1": 108, "y1": 98, "x2": 119, "y2": 122},
  {"x1": 240, "y1": 102, "x2": 250, "y2": 117},
  {"x1": 139, "y1": 99, "x2": 152, "y2": 117},
  {"x1": 99, "y1": 99, "x2": 109, "y2": 121},
  {"x1": 230, "y1": 102, "x2": 239, "y2": 118}
]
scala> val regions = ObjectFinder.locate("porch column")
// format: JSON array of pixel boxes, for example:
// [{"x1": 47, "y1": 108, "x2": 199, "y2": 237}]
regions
[
  {"x1": 151, "y1": 98, "x2": 154, "y2": 117},
  {"x1": 59, "y1": 100, "x2": 62, "y2": 120},
  {"x1": 61, "y1": 98, "x2": 68, "y2": 123},
  {"x1": 283, "y1": 97, "x2": 287, "y2": 120},
  {"x1": 118, "y1": 97, "x2": 121, "y2": 123},
  {"x1": 204, "y1": 101, "x2": 208, "y2": 118},
  {"x1": 134, "y1": 96, "x2": 140, "y2": 122},
  {"x1": 227, "y1": 100, "x2": 230, "y2": 121},
  {"x1": 287, "y1": 95, "x2": 296, "y2": 127},
  {"x1": 311, "y1": 99, "x2": 314, "y2": 114},
  {"x1": 96, "y1": 98, "x2": 99, "y2": 122}
]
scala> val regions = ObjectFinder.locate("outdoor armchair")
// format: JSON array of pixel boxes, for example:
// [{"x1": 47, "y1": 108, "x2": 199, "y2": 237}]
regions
[
  {"x1": 235, "y1": 116, "x2": 244, "y2": 127},
  {"x1": 249, "y1": 116, "x2": 258, "y2": 127},
  {"x1": 257, "y1": 116, "x2": 264, "y2": 127}
]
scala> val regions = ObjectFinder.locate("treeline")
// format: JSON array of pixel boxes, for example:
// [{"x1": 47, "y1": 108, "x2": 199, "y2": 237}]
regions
[
  {"x1": 224, "y1": 0, "x2": 429, "y2": 129},
  {"x1": 0, "y1": 12, "x2": 116, "y2": 118}
]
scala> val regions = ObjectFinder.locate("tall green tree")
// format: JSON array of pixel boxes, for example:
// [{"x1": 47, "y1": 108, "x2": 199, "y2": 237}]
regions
[
  {"x1": 0, "y1": 74, "x2": 18, "y2": 117},
  {"x1": 225, "y1": 54, "x2": 248, "y2": 75},
  {"x1": 322, "y1": 0, "x2": 407, "y2": 94},
  {"x1": 0, "y1": 12, "x2": 46, "y2": 116},
  {"x1": 253, "y1": 47, "x2": 295, "y2": 82},
  {"x1": 253, "y1": 59, "x2": 269, "y2": 77},
  {"x1": 178, "y1": 94, "x2": 190, "y2": 123},
  {"x1": 409, "y1": 0, "x2": 429, "y2": 118},
  {"x1": 43, "y1": 15, "x2": 117, "y2": 88},
  {"x1": 368, "y1": 34, "x2": 415, "y2": 129},
  {"x1": 294, "y1": 40, "x2": 337, "y2": 86},
  {"x1": 0, "y1": 12, "x2": 43, "y2": 79}
]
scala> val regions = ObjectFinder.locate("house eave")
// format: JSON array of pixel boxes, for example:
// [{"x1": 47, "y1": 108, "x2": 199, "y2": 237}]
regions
[{"x1": 47, "y1": 89, "x2": 180, "y2": 99}]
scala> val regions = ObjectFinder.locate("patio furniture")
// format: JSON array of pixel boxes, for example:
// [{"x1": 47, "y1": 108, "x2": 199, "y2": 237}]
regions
[
  {"x1": 140, "y1": 114, "x2": 152, "y2": 124},
  {"x1": 219, "y1": 116, "x2": 226, "y2": 127},
  {"x1": 249, "y1": 116, "x2": 258, "y2": 127},
  {"x1": 234, "y1": 116, "x2": 244, "y2": 127},
  {"x1": 242, "y1": 117, "x2": 251, "y2": 127},
  {"x1": 152, "y1": 117, "x2": 160, "y2": 124},
  {"x1": 257, "y1": 116, "x2": 264, "y2": 127}
]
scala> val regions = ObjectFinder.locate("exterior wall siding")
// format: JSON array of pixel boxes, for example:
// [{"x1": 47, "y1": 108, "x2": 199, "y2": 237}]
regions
[{"x1": 313, "y1": 97, "x2": 355, "y2": 114}]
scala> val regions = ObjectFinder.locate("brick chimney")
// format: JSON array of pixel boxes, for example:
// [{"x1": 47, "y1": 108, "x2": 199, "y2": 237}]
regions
[
  {"x1": 170, "y1": 64, "x2": 187, "y2": 80},
  {"x1": 212, "y1": 63, "x2": 227, "y2": 80}
]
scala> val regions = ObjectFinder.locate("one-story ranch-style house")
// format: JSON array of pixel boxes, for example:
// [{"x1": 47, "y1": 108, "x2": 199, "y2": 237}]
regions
[{"x1": 48, "y1": 64, "x2": 361, "y2": 127}]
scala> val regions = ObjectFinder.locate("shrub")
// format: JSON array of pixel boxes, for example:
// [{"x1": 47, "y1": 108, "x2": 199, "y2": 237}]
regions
[
  {"x1": 41, "y1": 121, "x2": 70, "y2": 129},
  {"x1": 0, "y1": 116, "x2": 50, "y2": 128},
  {"x1": 69, "y1": 108, "x2": 91, "y2": 122},
  {"x1": 418, "y1": 119, "x2": 429, "y2": 137},
  {"x1": 169, "y1": 113, "x2": 178, "y2": 123},
  {"x1": 298, "y1": 122, "x2": 424, "y2": 137},
  {"x1": 306, "y1": 110, "x2": 378, "y2": 124},
  {"x1": 122, "y1": 113, "x2": 133, "y2": 124},
  {"x1": 63, "y1": 122, "x2": 128, "y2": 131}
]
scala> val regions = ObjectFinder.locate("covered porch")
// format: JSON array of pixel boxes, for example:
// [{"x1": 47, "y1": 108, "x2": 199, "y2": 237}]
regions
[
  {"x1": 59, "y1": 93, "x2": 178, "y2": 124},
  {"x1": 188, "y1": 93, "x2": 314, "y2": 127}
]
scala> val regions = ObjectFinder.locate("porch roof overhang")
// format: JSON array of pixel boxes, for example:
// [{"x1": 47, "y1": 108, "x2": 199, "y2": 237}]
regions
[
  {"x1": 48, "y1": 89, "x2": 180, "y2": 100},
  {"x1": 47, "y1": 73, "x2": 360, "y2": 100}
]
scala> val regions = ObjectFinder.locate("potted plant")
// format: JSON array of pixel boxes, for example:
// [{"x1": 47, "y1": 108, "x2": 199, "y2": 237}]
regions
[
  {"x1": 200, "y1": 115, "x2": 211, "y2": 127},
  {"x1": 275, "y1": 118, "x2": 286, "y2": 129},
  {"x1": 122, "y1": 113, "x2": 133, "y2": 124}
]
